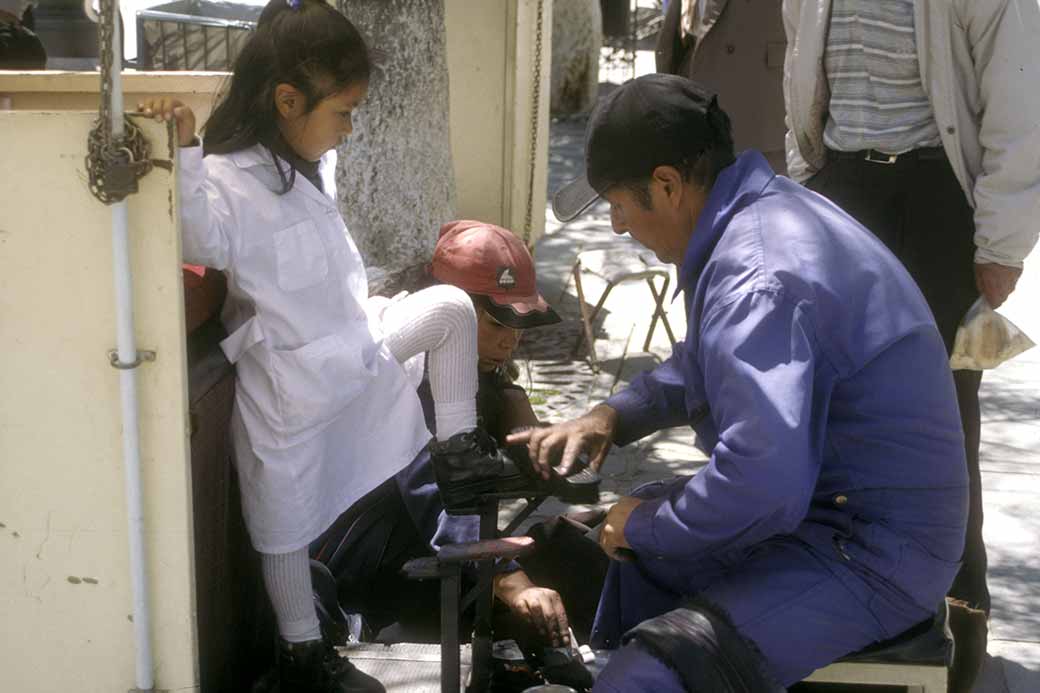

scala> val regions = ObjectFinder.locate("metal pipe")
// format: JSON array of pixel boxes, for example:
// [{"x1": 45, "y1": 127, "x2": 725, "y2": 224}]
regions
[{"x1": 105, "y1": 11, "x2": 156, "y2": 692}]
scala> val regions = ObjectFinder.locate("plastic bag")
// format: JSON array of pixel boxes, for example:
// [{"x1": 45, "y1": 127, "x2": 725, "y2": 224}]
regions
[{"x1": 949, "y1": 298, "x2": 1035, "y2": 370}]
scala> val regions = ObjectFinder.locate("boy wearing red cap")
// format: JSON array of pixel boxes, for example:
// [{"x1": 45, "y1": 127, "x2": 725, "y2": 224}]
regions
[{"x1": 311, "y1": 221, "x2": 600, "y2": 681}]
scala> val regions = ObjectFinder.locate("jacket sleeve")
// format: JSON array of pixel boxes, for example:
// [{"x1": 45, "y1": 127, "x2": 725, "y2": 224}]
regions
[
  {"x1": 177, "y1": 146, "x2": 234, "y2": 270},
  {"x1": 623, "y1": 288, "x2": 822, "y2": 563},
  {"x1": 963, "y1": 0, "x2": 1040, "y2": 267},
  {"x1": 781, "y1": 0, "x2": 816, "y2": 183},
  {"x1": 604, "y1": 342, "x2": 702, "y2": 446}
]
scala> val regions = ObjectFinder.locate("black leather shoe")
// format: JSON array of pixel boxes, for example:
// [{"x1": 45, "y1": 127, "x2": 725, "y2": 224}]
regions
[
  {"x1": 506, "y1": 426, "x2": 601, "y2": 505},
  {"x1": 278, "y1": 638, "x2": 384, "y2": 693},
  {"x1": 429, "y1": 428, "x2": 527, "y2": 515}
]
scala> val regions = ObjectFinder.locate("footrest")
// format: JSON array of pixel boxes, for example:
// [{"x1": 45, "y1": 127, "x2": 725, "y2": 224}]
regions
[
  {"x1": 437, "y1": 536, "x2": 536, "y2": 564},
  {"x1": 401, "y1": 556, "x2": 445, "y2": 580}
]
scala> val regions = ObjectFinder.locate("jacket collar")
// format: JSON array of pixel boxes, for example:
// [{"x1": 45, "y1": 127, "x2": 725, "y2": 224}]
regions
[
  {"x1": 676, "y1": 150, "x2": 776, "y2": 294},
  {"x1": 228, "y1": 144, "x2": 334, "y2": 207}
]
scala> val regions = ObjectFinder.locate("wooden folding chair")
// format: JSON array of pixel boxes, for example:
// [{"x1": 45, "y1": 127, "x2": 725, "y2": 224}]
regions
[{"x1": 570, "y1": 246, "x2": 677, "y2": 370}]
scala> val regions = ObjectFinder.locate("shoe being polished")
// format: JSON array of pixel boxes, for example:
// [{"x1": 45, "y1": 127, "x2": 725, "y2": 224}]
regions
[
  {"x1": 278, "y1": 638, "x2": 384, "y2": 693},
  {"x1": 506, "y1": 425, "x2": 601, "y2": 505},
  {"x1": 429, "y1": 428, "x2": 528, "y2": 514}
]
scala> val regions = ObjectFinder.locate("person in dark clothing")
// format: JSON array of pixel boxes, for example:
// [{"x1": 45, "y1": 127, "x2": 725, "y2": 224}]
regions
[
  {"x1": 0, "y1": 0, "x2": 46, "y2": 70},
  {"x1": 310, "y1": 219, "x2": 585, "y2": 651}
]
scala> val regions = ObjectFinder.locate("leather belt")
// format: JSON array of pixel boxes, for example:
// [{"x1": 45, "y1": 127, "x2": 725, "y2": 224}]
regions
[{"x1": 828, "y1": 146, "x2": 946, "y2": 165}]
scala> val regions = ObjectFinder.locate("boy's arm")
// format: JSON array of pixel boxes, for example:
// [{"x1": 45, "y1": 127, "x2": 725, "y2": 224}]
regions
[{"x1": 498, "y1": 385, "x2": 541, "y2": 439}]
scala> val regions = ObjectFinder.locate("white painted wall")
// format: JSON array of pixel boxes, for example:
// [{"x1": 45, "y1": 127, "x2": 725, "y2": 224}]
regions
[
  {"x1": 445, "y1": 0, "x2": 553, "y2": 245},
  {"x1": 0, "y1": 112, "x2": 197, "y2": 691}
]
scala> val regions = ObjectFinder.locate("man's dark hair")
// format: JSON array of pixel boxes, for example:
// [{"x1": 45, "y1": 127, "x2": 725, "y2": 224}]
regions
[{"x1": 623, "y1": 105, "x2": 736, "y2": 209}]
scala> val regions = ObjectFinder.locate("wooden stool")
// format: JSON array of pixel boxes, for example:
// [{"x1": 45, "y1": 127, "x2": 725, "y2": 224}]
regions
[
  {"x1": 803, "y1": 600, "x2": 952, "y2": 693},
  {"x1": 804, "y1": 660, "x2": 948, "y2": 692},
  {"x1": 570, "y1": 246, "x2": 677, "y2": 370}
]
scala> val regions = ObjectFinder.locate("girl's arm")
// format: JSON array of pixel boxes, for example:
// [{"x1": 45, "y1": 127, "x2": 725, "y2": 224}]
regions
[{"x1": 139, "y1": 98, "x2": 234, "y2": 271}]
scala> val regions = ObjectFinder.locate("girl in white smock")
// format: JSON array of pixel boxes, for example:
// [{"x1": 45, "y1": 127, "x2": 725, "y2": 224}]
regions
[{"x1": 141, "y1": 1, "x2": 511, "y2": 690}]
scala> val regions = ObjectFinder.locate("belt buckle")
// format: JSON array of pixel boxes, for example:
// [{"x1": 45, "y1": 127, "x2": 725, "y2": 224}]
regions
[{"x1": 864, "y1": 150, "x2": 898, "y2": 165}]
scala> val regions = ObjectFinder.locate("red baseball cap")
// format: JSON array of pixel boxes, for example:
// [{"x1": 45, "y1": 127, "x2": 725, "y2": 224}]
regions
[{"x1": 431, "y1": 220, "x2": 561, "y2": 329}]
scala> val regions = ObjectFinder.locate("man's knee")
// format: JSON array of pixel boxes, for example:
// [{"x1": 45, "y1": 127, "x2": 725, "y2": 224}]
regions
[
  {"x1": 619, "y1": 599, "x2": 783, "y2": 692},
  {"x1": 593, "y1": 640, "x2": 685, "y2": 693}
]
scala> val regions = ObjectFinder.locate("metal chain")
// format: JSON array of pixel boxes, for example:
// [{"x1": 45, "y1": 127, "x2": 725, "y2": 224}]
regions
[
  {"x1": 522, "y1": 0, "x2": 545, "y2": 245},
  {"x1": 86, "y1": 0, "x2": 152, "y2": 205}
]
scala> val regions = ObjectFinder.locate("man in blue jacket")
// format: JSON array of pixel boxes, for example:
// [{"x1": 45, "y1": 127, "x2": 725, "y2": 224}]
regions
[{"x1": 509, "y1": 74, "x2": 968, "y2": 690}]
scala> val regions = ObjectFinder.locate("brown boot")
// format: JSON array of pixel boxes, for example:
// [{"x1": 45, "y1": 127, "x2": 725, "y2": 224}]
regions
[{"x1": 947, "y1": 597, "x2": 988, "y2": 693}]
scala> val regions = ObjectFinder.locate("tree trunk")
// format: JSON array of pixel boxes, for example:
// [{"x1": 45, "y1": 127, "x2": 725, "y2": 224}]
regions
[
  {"x1": 550, "y1": 0, "x2": 602, "y2": 115},
  {"x1": 335, "y1": 0, "x2": 456, "y2": 273}
]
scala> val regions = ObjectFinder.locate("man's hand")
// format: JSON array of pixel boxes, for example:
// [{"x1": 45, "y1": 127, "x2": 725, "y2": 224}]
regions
[
  {"x1": 137, "y1": 98, "x2": 197, "y2": 148},
  {"x1": 494, "y1": 570, "x2": 571, "y2": 647},
  {"x1": 975, "y1": 262, "x2": 1022, "y2": 309},
  {"x1": 599, "y1": 496, "x2": 642, "y2": 561},
  {"x1": 505, "y1": 403, "x2": 618, "y2": 479}
]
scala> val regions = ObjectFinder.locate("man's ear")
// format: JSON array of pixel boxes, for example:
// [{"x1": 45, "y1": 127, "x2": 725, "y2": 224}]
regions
[
  {"x1": 274, "y1": 83, "x2": 303, "y2": 119},
  {"x1": 652, "y1": 165, "x2": 685, "y2": 208}
]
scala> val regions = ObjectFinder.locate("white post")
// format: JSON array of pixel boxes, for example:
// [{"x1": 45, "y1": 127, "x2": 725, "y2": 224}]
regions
[{"x1": 91, "y1": 1, "x2": 156, "y2": 688}]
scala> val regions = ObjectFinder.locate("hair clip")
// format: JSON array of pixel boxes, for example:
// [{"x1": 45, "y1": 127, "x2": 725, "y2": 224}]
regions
[{"x1": 287, "y1": 0, "x2": 302, "y2": 9}]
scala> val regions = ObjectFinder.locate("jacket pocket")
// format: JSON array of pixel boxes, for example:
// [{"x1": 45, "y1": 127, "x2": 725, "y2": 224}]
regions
[
  {"x1": 267, "y1": 326, "x2": 379, "y2": 436},
  {"x1": 274, "y1": 220, "x2": 328, "y2": 292}
]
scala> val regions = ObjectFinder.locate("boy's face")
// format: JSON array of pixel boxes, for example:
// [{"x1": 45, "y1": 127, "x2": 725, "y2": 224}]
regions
[
  {"x1": 477, "y1": 309, "x2": 523, "y2": 373},
  {"x1": 277, "y1": 81, "x2": 368, "y2": 162}
]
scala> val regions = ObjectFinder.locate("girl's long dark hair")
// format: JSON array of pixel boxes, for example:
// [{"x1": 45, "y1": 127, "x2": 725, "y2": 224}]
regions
[{"x1": 203, "y1": 0, "x2": 371, "y2": 193}]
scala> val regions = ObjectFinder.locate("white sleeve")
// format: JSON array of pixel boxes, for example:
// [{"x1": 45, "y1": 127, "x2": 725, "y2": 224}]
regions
[
  {"x1": 782, "y1": 0, "x2": 816, "y2": 183},
  {"x1": 177, "y1": 146, "x2": 234, "y2": 270},
  {"x1": 964, "y1": 0, "x2": 1040, "y2": 268}
]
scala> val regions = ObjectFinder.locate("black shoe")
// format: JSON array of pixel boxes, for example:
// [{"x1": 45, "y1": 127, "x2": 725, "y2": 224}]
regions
[
  {"x1": 429, "y1": 428, "x2": 527, "y2": 515},
  {"x1": 505, "y1": 426, "x2": 601, "y2": 505},
  {"x1": 278, "y1": 638, "x2": 385, "y2": 693}
]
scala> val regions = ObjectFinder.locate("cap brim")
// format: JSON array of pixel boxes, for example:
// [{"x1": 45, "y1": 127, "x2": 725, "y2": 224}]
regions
[
  {"x1": 552, "y1": 173, "x2": 600, "y2": 222},
  {"x1": 485, "y1": 293, "x2": 562, "y2": 329}
]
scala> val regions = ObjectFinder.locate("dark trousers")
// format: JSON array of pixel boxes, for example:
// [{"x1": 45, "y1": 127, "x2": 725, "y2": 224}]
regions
[{"x1": 806, "y1": 150, "x2": 989, "y2": 613}]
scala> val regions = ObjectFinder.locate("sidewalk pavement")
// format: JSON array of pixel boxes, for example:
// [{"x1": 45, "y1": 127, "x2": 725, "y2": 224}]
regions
[{"x1": 508, "y1": 116, "x2": 1040, "y2": 691}]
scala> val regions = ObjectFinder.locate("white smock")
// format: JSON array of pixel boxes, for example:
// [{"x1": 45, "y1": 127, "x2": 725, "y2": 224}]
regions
[{"x1": 178, "y1": 144, "x2": 431, "y2": 553}]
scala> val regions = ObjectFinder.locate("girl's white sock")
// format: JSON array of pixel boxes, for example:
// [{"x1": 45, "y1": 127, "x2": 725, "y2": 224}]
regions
[
  {"x1": 261, "y1": 547, "x2": 322, "y2": 643},
  {"x1": 381, "y1": 284, "x2": 478, "y2": 439}
]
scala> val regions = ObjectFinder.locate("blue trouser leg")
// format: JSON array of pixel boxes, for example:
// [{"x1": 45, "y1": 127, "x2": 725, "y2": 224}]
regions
[
  {"x1": 591, "y1": 480, "x2": 936, "y2": 689},
  {"x1": 593, "y1": 536, "x2": 933, "y2": 690},
  {"x1": 593, "y1": 641, "x2": 685, "y2": 693}
]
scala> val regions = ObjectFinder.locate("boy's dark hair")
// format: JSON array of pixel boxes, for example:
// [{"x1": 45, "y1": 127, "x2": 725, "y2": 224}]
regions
[
  {"x1": 203, "y1": 0, "x2": 371, "y2": 193},
  {"x1": 624, "y1": 106, "x2": 735, "y2": 210}
]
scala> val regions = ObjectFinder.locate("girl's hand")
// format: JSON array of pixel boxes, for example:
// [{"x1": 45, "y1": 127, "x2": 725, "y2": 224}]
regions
[
  {"x1": 137, "y1": 98, "x2": 197, "y2": 147},
  {"x1": 494, "y1": 571, "x2": 571, "y2": 647}
]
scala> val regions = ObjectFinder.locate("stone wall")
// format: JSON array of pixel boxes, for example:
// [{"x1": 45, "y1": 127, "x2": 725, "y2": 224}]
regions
[
  {"x1": 335, "y1": 0, "x2": 456, "y2": 272},
  {"x1": 550, "y1": 0, "x2": 602, "y2": 115}
]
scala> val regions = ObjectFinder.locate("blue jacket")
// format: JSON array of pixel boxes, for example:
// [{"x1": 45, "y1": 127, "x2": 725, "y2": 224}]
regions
[{"x1": 606, "y1": 151, "x2": 968, "y2": 609}]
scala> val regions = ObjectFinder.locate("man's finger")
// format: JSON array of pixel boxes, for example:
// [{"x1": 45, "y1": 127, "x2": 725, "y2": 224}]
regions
[
  {"x1": 505, "y1": 429, "x2": 533, "y2": 445},
  {"x1": 553, "y1": 595, "x2": 571, "y2": 644},
  {"x1": 558, "y1": 436, "x2": 585, "y2": 476},
  {"x1": 535, "y1": 431, "x2": 561, "y2": 479},
  {"x1": 524, "y1": 428, "x2": 550, "y2": 478},
  {"x1": 589, "y1": 444, "x2": 609, "y2": 471}
]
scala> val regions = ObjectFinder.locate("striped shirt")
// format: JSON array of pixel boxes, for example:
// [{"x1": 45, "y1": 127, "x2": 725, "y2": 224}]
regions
[{"x1": 823, "y1": 1, "x2": 941, "y2": 154}]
